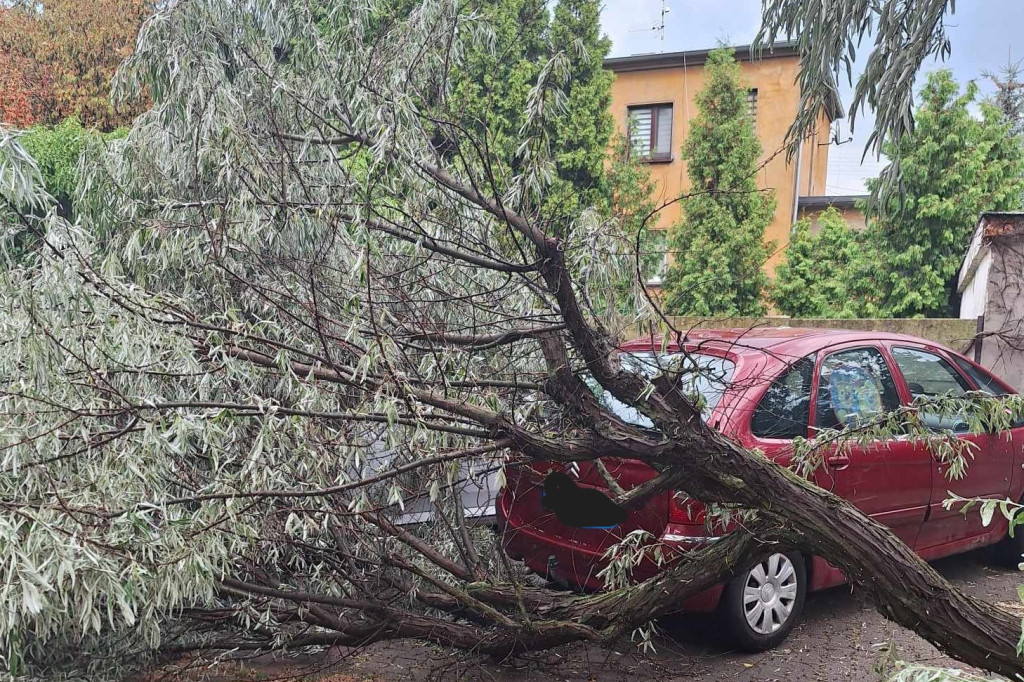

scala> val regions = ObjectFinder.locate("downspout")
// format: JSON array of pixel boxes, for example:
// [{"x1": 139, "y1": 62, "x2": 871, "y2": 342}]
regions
[
  {"x1": 807, "y1": 127, "x2": 817, "y2": 196},
  {"x1": 791, "y1": 136, "x2": 804, "y2": 225}
]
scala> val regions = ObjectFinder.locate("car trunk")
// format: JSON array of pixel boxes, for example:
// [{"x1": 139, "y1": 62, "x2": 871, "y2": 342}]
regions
[
  {"x1": 503, "y1": 458, "x2": 669, "y2": 551},
  {"x1": 501, "y1": 350, "x2": 734, "y2": 558}
]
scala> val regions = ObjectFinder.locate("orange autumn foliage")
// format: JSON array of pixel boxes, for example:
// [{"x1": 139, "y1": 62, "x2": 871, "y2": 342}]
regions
[
  {"x1": 0, "y1": 51, "x2": 40, "y2": 128},
  {"x1": 0, "y1": 0, "x2": 151, "y2": 130}
]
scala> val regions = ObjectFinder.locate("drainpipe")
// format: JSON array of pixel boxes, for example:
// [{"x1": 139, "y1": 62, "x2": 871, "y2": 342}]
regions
[
  {"x1": 791, "y1": 136, "x2": 804, "y2": 226},
  {"x1": 807, "y1": 130, "x2": 817, "y2": 195}
]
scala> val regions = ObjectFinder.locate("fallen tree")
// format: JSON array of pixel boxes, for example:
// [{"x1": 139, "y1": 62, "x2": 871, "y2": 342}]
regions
[{"x1": 0, "y1": 0, "x2": 1022, "y2": 679}]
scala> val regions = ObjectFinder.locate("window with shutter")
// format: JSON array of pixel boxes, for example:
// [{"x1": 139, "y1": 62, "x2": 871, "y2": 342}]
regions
[
  {"x1": 629, "y1": 107, "x2": 652, "y2": 157},
  {"x1": 627, "y1": 103, "x2": 673, "y2": 162}
]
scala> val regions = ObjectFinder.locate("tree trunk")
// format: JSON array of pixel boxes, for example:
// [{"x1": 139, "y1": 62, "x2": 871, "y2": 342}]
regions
[{"x1": 679, "y1": 429, "x2": 1024, "y2": 677}]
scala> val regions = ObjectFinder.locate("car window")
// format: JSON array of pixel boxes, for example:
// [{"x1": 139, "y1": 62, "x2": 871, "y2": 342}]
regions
[
  {"x1": 891, "y1": 347, "x2": 973, "y2": 432},
  {"x1": 815, "y1": 348, "x2": 900, "y2": 430},
  {"x1": 587, "y1": 352, "x2": 735, "y2": 427},
  {"x1": 950, "y1": 356, "x2": 1024, "y2": 428},
  {"x1": 951, "y1": 356, "x2": 1010, "y2": 396},
  {"x1": 891, "y1": 347, "x2": 972, "y2": 398},
  {"x1": 750, "y1": 356, "x2": 815, "y2": 439}
]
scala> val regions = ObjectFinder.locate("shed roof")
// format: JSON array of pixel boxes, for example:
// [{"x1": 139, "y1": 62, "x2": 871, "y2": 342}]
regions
[{"x1": 958, "y1": 212, "x2": 1024, "y2": 293}]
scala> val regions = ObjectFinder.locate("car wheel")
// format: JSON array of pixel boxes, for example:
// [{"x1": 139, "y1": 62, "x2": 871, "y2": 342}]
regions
[{"x1": 721, "y1": 551, "x2": 806, "y2": 652}]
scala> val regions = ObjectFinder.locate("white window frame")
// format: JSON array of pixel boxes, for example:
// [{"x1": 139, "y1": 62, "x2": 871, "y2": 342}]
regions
[{"x1": 627, "y1": 103, "x2": 673, "y2": 162}]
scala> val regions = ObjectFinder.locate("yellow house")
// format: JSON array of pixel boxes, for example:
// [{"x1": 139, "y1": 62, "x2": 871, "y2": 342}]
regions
[{"x1": 605, "y1": 43, "x2": 836, "y2": 276}]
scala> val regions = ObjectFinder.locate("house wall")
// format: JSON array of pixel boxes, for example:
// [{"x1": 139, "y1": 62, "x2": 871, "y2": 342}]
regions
[{"x1": 608, "y1": 53, "x2": 831, "y2": 272}]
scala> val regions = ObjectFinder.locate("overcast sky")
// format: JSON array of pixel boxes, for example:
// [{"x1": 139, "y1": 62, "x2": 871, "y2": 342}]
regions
[{"x1": 600, "y1": 1, "x2": 1024, "y2": 194}]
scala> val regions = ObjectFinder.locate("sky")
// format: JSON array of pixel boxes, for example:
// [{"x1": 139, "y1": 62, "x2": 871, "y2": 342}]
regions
[{"x1": 600, "y1": 0, "x2": 1024, "y2": 194}]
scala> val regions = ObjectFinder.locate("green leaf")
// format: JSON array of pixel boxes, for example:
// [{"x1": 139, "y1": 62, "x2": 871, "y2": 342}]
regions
[{"x1": 981, "y1": 500, "x2": 997, "y2": 528}]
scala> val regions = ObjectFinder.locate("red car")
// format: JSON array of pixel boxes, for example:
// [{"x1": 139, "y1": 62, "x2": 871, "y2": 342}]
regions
[{"x1": 498, "y1": 328, "x2": 1023, "y2": 650}]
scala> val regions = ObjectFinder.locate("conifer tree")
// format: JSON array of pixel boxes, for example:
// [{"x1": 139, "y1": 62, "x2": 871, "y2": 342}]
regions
[
  {"x1": 868, "y1": 71, "x2": 1024, "y2": 317},
  {"x1": 662, "y1": 48, "x2": 775, "y2": 316},
  {"x1": 986, "y1": 62, "x2": 1024, "y2": 140},
  {"x1": 771, "y1": 208, "x2": 866, "y2": 318},
  {"x1": 543, "y1": 0, "x2": 615, "y2": 226}
]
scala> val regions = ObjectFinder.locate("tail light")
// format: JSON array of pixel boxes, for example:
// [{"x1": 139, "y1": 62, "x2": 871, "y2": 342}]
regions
[{"x1": 668, "y1": 494, "x2": 707, "y2": 526}]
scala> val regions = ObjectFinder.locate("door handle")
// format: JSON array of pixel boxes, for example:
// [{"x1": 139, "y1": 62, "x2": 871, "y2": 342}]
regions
[{"x1": 826, "y1": 453, "x2": 851, "y2": 470}]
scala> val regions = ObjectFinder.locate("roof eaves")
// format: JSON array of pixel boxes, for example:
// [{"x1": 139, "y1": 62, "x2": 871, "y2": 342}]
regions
[
  {"x1": 980, "y1": 211, "x2": 1024, "y2": 240},
  {"x1": 603, "y1": 41, "x2": 799, "y2": 73}
]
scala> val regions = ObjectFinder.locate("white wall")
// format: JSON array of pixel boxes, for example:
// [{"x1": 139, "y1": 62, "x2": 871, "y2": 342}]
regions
[
  {"x1": 958, "y1": 222, "x2": 991, "y2": 320},
  {"x1": 958, "y1": 248, "x2": 991, "y2": 320}
]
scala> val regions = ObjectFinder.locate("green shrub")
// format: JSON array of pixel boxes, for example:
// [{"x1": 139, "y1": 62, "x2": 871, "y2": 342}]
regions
[{"x1": 19, "y1": 118, "x2": 125, "y2": 218}]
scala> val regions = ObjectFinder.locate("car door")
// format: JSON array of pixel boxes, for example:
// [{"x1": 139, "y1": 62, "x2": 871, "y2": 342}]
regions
[
  {"x1": 808, "y1": 345, "x2": 932, "y2": 549},
  {"x1": 888, "y1": 345, "x2": 1015, "y2": 550}
]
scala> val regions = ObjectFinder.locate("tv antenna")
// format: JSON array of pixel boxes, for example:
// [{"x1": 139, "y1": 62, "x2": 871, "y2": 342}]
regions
[
  {"x1": 656, "y1": 0, "x2": 670, "y2": 53},
  {"x1": 628, "y1": 0, "x2": 670, "y2": 53}
]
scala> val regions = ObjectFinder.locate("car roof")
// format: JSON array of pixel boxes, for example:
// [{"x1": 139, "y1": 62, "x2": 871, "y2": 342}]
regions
[{"x1": 620, "y1": 327, "x2": 953, "y2": 358}]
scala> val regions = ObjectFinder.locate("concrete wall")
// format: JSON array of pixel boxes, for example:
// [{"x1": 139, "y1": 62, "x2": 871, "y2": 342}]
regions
[
  {"x1": 630, "y1": 316, "x2": 979, "y2": 354},
  {"x1": 608, "y1": 53, "x2": 830, "y2": 273}
]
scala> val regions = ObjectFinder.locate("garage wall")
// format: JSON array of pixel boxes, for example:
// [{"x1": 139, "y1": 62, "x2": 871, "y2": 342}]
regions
[{"x1": 955, "y1": 213, "x2": 1024, "y2": 391}]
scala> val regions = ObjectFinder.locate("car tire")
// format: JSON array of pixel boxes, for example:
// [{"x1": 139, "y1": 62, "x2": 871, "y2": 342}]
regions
[{"x1": 720, "y1": 551, "x2": 807, "y2": 652}]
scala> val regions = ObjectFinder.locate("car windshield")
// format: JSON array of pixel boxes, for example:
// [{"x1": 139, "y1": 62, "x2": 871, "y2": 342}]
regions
[{"x1": 585, "y1": 352, "x2": 735, "y2": 427}]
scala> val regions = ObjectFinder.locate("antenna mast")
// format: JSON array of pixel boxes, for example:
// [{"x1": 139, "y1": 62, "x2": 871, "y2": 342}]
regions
[
  {"x1": 656, "y1": 0, "x2": 670, "y2": 53},
  {"x1": 627, "y1": 1, "x2": 671, "y2": 52}
]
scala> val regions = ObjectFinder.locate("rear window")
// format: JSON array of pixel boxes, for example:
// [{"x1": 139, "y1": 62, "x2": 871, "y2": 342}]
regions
[{"x1": 587, "y1": 352, "x2": 735, "y2": 427}]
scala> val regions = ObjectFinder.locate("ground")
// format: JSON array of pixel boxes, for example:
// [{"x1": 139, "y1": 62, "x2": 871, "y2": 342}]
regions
[{"x1": 156, "y1": 548, "x2": 1021, "y2": 682}]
